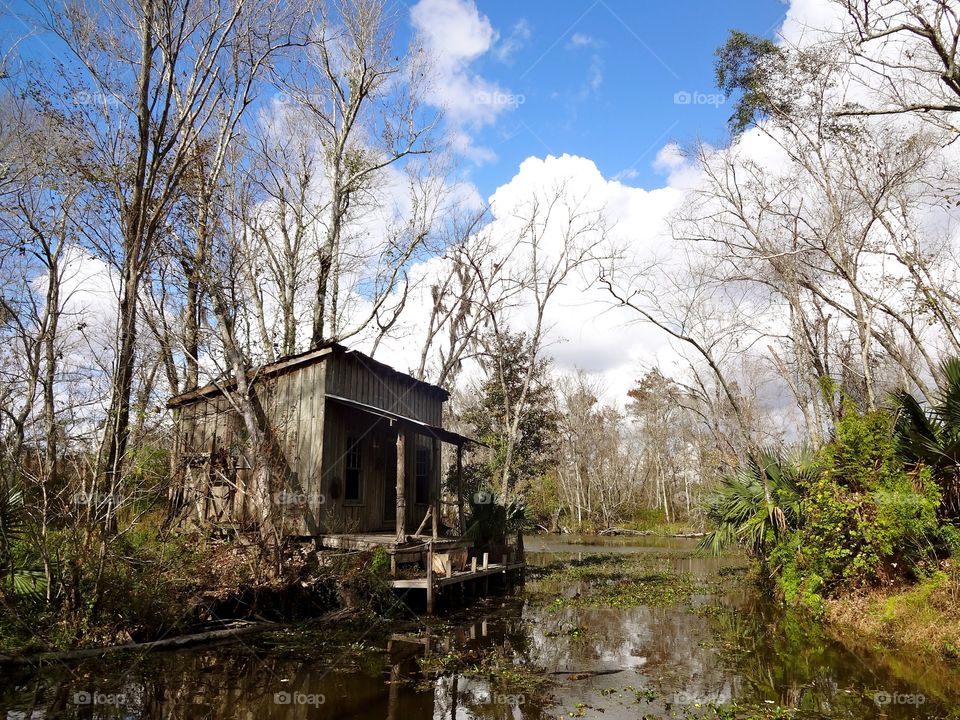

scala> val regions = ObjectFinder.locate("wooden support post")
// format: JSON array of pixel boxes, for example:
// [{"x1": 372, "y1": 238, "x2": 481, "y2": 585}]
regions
[
  {"x1": 482, "y1": 552, "x2": 488, "y2": 570},
  {"x1": 450, "y1": 674, "x2": 459, "y2": 720},
  {"x1": 456, "y1": 443, "x2": 464, "y2": 535},
  {"x1": 387, "y1": 663, "x2": 400, "y2": 720},
  {"x1": 426, "y1": 541, "x2": 435, "y2": 614},
  {"x1": 471, "y1": 557, "x2": 477, "y2": 573},
  {"x1": 395, "y1": 429, "x2": 407, "y2": 542},
  {"x1": 432, "y1": 438, "x2": 440, "y2": 539}
]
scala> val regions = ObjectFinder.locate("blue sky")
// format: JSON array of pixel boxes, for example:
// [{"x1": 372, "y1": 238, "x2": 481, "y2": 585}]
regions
[
  {"x1": 2, "y1": 0, "x2": 788, "y2": 198},
  {"x1": 403, "y1": 0, "x2": 789, "y2": 197}
]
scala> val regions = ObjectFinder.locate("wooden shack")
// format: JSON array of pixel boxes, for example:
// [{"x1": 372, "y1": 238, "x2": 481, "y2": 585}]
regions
[{"x1": 167, "y1": 343, "x2": 473, "y2": 543}]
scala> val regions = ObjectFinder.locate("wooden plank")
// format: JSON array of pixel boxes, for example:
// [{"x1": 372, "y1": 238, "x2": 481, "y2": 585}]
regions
[
  {"x1": 456, "y1": 444, "x2": 464, "y2": 534},
  {"x1": 432, "y1": 437, "x2": 440, "y2": 539},
  {"x1": 390, "y1": 567, "x2": 525, "y2": 590},
  {"x1": 297, "y1": 363, "x2": 314, "y2": 500},
  {"x1": 431, "y1": 551, "x2": 450, "y2": 577},
  {"x1": 313, "y1": 361, "x2": 327, "y2": 529},
  {"x1": 435, "y1": 563, "x2": 522, "y2": 587},
  {"x1": 391, "y1": 578, "x2": 429, "y2": 589}
]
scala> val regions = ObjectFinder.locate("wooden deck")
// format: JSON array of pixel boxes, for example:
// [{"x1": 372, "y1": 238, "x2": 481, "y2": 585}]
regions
[
  {"x1": 317, "y1": 533, "x2": 471, "y2": 551},
  {"x1": 391, "y1": 560, "x2": 526, "y2": 589},
  {"x1": 318, "y1": 532, "x2": 525, "y2": 613},
  {"x1": 392, "y1": 546, "x2": 525, "y2": 612}
]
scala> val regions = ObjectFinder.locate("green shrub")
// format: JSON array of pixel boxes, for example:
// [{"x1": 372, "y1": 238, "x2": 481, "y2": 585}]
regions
[
  {"x1": 770, "y1": 534, "x2": 824, "y2": 615},
  {"x1": 709, "y1": 404, "x2": 952, "y2": 610},
  {"x1": 802, "y1": 409, "x2": 943, "y2": 590}
]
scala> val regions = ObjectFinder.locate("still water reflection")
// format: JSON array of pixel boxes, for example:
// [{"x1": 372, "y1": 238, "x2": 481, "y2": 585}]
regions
[{"x1": 2, "y1": 536, "x2": 958, "y2": 719}]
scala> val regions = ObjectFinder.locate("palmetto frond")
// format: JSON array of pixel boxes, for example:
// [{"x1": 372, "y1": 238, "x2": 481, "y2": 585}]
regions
[
  {"x1": 892, "y1": 357, "x2": 960, "y2": 515},
  {"x1": 0, "y1": 483, "x2": 27, "y2": 553},
  {"x1": 9, "y1": 569, "x2": 47, "y2": 601},
  {"x1": 701, "y1": 446, "x2": 815, "y2": 557},
  {"x1": 0, "y1": 482, "x2": 48, "y2": 601}
]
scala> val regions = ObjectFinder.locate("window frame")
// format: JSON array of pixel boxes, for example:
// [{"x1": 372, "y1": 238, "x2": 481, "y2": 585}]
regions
[
  {"x1": 344, "y1": 435, "x2": 363, "y2": 504},
  {"x1": 414, "y1": 444, "x2": 430, "y2": 505}
]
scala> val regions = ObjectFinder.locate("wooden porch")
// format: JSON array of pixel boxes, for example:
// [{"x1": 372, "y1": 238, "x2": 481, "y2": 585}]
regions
[
  {"x1": 396, "y1": 541, "x2": 525, "y2": 613},
  {"x1": 318, "y1": 532, "x2": 526, "y2": 613},
  {"x1": 317, "y1": 532, "x2": 472, "y2": 565}
]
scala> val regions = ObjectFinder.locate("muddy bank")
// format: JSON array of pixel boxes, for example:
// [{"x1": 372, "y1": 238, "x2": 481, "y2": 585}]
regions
[{"x1": 0, "y1": 543, "x2": 391, "y2": 657}]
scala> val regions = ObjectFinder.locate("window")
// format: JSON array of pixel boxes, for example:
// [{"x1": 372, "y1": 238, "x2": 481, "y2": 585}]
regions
[
  {"x1": 415, "y1": 446, "x2": 430, "y2": 505},
  {"x1": 345, "y1": 436, "x2": 362, "y2": 502}
]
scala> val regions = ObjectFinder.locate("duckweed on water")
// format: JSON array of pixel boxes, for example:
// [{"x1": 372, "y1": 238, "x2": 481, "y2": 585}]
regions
[
  {"x1": 598, "y1": 689, "x2": 801, "y2": 720},
  {"x1": 417, "y1": 646, "x2": 553, "y2": 697},
  {"x1": 528, "y1": 553, "x2": 714, "y2": 608}
]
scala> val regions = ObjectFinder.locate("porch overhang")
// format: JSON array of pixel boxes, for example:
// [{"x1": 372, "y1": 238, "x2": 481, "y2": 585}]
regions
[{"x1": 325, "y1": 394, "x2": 483, "y2": 447}]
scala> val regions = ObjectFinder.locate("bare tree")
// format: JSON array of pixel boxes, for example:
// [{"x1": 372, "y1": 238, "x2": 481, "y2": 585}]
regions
[
  {"x1": 280, "y1": 0, "x2": 439, "y2": 346},
  {"x1": 39, "y1": 0, "x2": 302, "y2": 527},
  {"x1": 838, "y1": 0, "x2": 960, "y2": 120},
  {"x1": 600, "y1": 251, "x2": 761, "y2": 450},
  {"x1": 478, "y1": 186, "x2": 607, "y2": 500},
  {"x1": 414, "y1": 207, "x2": 520, "y2": 388}
]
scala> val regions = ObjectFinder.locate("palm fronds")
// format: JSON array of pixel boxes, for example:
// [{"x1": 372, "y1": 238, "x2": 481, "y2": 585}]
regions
[
  {"x1": 0, "y1": 481, "x2": 48, "y2": 601},
  {"x1": 701, "y1": 446, "x2": 818, "y2": 557},
  {"x1": 0, "y1": 482, "x2": 27, "y2": 552},
  {"x1": 891, "y1": 357, "x2": 960, "y2": 516}
]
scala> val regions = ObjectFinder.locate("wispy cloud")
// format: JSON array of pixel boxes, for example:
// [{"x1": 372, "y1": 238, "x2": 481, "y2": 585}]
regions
[
  {"x1": 568, "y1": 32, "x2": 600, "y2": 48},
  {"x1": 588, "y1": 54, "x2": 604, "y2": 91},
  {"x1": 495, "y1": 19, "x2": 532, "y2": 62}
]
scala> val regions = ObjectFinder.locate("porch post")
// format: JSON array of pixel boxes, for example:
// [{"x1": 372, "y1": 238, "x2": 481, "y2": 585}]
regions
[
  {"x1": 396, "y1": 429, "x2": 407, "y2": 541},
  {"x1": 432, "y1": 437, "x2": 440, "y2": 539},
  {"x1": 426, "y1": 541, "x2": 435, "y2": 613},
  {"x1": 456, "y1": 443, "x2": 464, "y2": 535}
]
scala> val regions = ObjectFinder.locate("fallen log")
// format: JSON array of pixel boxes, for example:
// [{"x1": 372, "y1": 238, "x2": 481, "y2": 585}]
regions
[
  {"x1": 0, "y1": 622, "x2": 274, "y2": 665},
  {"x1": 0, "y1": 607, "x2": 353, "y2": 666},
  {"x1": 597, "y1": 528, "x2": 707, "y2": 538},
  {"x1": 549, "y1": 668, "x2": 624, "y2": 680},
  {"x1": 598, "y1": 528, "x2": 651, "y2": 536}
]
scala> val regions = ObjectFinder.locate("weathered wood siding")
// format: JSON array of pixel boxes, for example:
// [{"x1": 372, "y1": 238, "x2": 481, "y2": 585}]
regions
[
  {"x1": 174, "y1": 349, "x2": 446, "y2": 535},
  {"x1": 324, "y1": 352, "x2": 443, "y2": 425},
  {"x1": 175, "y1": 359, "x2": 327, "y2": 533},
  {"x1": 319, "y1": 407, "x2": 439, "y2": 532}
]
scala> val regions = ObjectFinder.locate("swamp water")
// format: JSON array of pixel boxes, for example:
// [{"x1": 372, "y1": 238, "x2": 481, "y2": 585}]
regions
[{"x1": 2, "y1": 536, "x2": 958, "y2": 719}]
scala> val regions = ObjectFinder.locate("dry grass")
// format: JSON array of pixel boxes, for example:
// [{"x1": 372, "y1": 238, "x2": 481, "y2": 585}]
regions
[{"x1": 826, "y1": 561, "x2": 960, "y2": 660}]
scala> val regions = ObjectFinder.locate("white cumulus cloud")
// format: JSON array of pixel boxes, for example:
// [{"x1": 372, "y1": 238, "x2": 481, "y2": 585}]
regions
[{"x1": 409, "y1": 0, "x2": 520, "y2": 162}]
